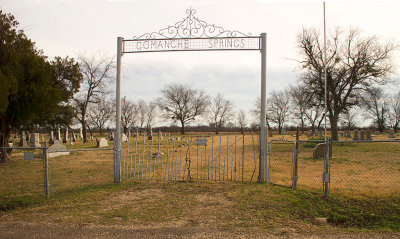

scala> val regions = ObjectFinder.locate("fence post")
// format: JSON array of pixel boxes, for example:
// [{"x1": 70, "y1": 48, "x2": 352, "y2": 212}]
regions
[
  {"x1": 43, "y1": 145, "x2": 49, "y2": 198},
  {"x1": 323, "y1": 139, "x2": 331, "y2": 198},
  {"x1": 293, "y1": 127, "x2": 299, "y2": 190}
]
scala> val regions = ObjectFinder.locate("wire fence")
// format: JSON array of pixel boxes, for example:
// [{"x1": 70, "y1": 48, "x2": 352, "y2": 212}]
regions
[
  {"x1": 1, "y1": 133, "x2": 399, "y2": 200},
  {"x1": 268, "y1": 139, "x2": 400, "y2": 198}
]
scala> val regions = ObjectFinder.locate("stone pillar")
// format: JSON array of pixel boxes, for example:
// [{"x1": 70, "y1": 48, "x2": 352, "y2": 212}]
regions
[
  {"x1": 388, "y1": 128, "x2": 396, "y2": 138},
  {"x1": 360, "y1": 130, "x2": 365, "y2": 140},
  {"x1": 353, "y1": 130, "x2": 359, "y2": 141},
  {"x1": 49, "y1": 131, "x2": 54, "y2": 144},
  {"x1": 109, "y1": 131, "x2": 114, "y2": 141},
  {"x1": 56, "y1": 128, "x2": 61, "y2": 141},
  {"x1": 63, "y1": 128, "x2": 68, "y2": 143},
  {"x1": 19, "y1": 131, "x2": 27, "y2": 146},
  {"x1": 79, "y1": 128, "x2": 83, "y2": 139}
]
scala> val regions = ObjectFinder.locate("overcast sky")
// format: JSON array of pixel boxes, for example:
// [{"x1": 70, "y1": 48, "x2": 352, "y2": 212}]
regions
[{"x1": 2, "y1": 0, "x2": 400, "y2": 126}]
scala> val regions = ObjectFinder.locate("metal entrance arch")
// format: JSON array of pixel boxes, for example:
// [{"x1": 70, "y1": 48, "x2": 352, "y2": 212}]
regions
[{"x1": 114, "y1": 9, "x2": 267, "y2": 183}]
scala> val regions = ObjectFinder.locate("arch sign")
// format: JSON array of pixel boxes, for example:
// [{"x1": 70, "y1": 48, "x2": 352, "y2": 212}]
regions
[{"x1": 114, "y1": 9, "x2": 268, "y2": 183}]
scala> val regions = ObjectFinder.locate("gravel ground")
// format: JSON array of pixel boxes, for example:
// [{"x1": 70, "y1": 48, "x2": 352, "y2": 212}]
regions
[{"x1": 0, "y1": 221, "x2": 399, "y2": 239}]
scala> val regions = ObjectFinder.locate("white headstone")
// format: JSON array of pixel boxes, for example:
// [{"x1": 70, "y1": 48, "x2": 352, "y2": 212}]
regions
[{"x1": 96, "y1": 138, "x2": 109, "y2": 148}]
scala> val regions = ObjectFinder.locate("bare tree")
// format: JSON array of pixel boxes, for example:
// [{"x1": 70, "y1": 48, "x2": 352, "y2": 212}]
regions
[
  {"x1": 157, "y1": 83, "x2": 208, "y2": 134},
  {"x1": 87, "y1": 97, "x2": 114, "y2": 135},
  {"x1": 388, "y1": 91, "x2": 400, "y2": 132},
  {"x1": 362, "y1": 87, "x2": 388, "y2": 132},
  {"x1": 237, "y1": 109, "x2": 247, "y2": 133},
  {"x1": 297, "y1": 27, "x2": 396, "y2": 140},
  {"x1": 207, "y1": 93, "x2": 235, "y2": 134},
  {"x1": 146, "y1": 101, "x2": 158, "y2": 129},
  {"x1": 73, "y1": 53, "x2": 114, "y2": 143},
  {"x1": 288, "y1": 83, "x2": 309, "y2": 133},
  {"x1": 304, "y1": 96, "x2": 325, "y2": 133},
  {"x1": 252, "y1": 97, "x2": 272, "y2": 132},
  {"x1": 121, "y1": 96, "x2": 138, "y2": 134},
  {"x1": 339, "y1": 108, "x2": 357, "y2": 131},
  {"x1": 267, "y1": 90, "x2": 291, "y2": 134}
]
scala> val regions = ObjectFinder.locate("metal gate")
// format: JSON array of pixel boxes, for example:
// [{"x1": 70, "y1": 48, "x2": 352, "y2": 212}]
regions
[
  {"x1": 268, "y1": 139, "x2": 295, "y2": 187},
  {"x1": 121, "y1": 131, "x2": 259, "y2": 182}
]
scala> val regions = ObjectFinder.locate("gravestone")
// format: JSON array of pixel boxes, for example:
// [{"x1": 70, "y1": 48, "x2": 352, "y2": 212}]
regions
[
  {"x1": 49, "y1": 131, "x2": 54, "y2": 144},
  {"x1": 353, "y1": 130, "x2": 359, "y2": 141},
  {"x1": 339, "y1": 132, "x2": 344, "y2": 137},
  {"x1": 281, "y1": 128, "x2": 286, "y2": 135},
  {"x1": 308, "y1": 130, "x2": 312, "y2": 136},
  {"x1": 63, "y1": 128, "x2": 68, "y2": 144},
  {"x1": 313, "y1": 143, "x2": 332, "y2": 159},
  {"x1": 19, "y1": 131, "x2": 27, "y2": 146},
  {"x1": 388, "y1": 128, "x2": 396, "y2": 138},
  {"x1": 46, "y1": 140, "x2": 70, "y2": 158},
  {"x1": 319, "y1": 130, "x2": 323, "y2": 138},
  {"x1": 360, "y1": 130, "x2": 365, "y2": 140},
  {"x1": 374, "y1": 131, "x2": 380, "y2": 135},
  {"x1": 79, "y1": 128, "x2": 83, "y2": 139},
  {"x1": 109, "y1": 131, "x2": 114, "y2": 141},
  {"x1": 56, "y1": 128, "x2": 61, "y2": 141},
  {"x1": 72, "y1": 132, "x2": 76, "y2": 142},
  {"x1": 29, "y1": 133, "x2": 41, "y2": 147},
  {"x1": 96, "y1": 138, "x2": 109, "y2": 148},
  {"x1": 314, "y1": 129, "x2": 318, "y2": 136},
  {"x1": 148, "y1": 126, "x2": 153, "y2": 140},
  {"x1": 122, "y1": 134, "x2": 128, "y2": 142},
  {"x1": 25, "y1": 131, "x2": 30, "y2": 141},
  {"x1": 41, "y1": 135, "x2": 45, "y2": 142},
  {"x1": 366, "y1": 130, "x2": 372, "y2": 140}
]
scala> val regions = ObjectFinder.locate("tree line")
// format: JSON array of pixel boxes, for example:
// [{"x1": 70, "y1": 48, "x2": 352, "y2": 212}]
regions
[{"x1": 1, "y1": 9, "x2": 399, "y2": 162}]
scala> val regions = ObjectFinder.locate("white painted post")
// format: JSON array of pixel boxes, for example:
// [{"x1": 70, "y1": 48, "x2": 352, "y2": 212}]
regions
[
  {"x1": 259, "y1": 33, "x2": 267, "y2": 183},
  {"x1": 114, "y1": 37, "x2": 123, "y2": 183}
]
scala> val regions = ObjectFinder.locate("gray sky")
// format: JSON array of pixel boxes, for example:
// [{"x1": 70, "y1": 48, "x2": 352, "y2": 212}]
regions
[{"x1": 2, "y1": 0, "x2": 400, "y2": 126}]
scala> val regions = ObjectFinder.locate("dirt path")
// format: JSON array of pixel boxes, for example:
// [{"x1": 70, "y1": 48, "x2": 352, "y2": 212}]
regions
[{"x1": 1, "y1": 221, "x2": 399, "y2": 239}]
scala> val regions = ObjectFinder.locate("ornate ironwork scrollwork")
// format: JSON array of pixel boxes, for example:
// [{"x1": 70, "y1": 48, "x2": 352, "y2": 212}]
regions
[{"x1": 133, "y1": 8, "x2": 252, "y2": 39}]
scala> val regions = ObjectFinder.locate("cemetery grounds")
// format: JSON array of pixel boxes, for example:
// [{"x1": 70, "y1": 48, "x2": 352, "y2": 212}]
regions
[{"x1": 0, "y1": 132, "x2": 399, "y2": 237}]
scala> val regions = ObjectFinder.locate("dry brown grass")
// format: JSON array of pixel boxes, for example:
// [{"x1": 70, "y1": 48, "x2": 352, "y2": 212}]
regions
[{"x1": 1, "y1": 131, "x2": 399, "y2": 200}]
